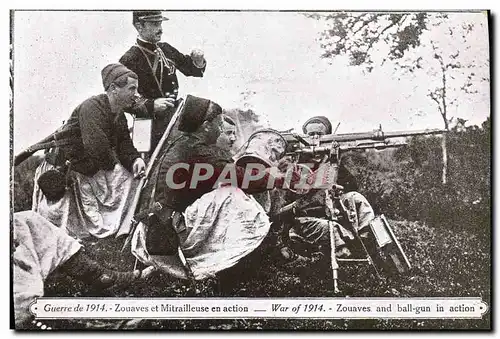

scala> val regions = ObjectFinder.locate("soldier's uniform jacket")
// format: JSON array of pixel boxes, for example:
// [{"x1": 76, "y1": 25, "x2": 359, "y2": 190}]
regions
[
  {"x1": 56, "y1": 94, "x2": 141, "y2": 176},
  {"x1": 304, "y1": 154, "x2": 359, "y2": 192},
  {"x1": 120, "y1": 38, "x2": 206, "y2": 118},
  {"x1": 154, "y1": 134, "x2": 231, "y2": 212},
  {"x1": 154, "y1": 134, "x2": 284, "y2": 213},
  {"x1": 282, "y1": 155, "x2": 359, "y2": 218}
]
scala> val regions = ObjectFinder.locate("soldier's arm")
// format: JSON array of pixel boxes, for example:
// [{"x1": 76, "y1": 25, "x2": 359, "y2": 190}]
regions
[
  {"x1": 115, "y1": 113, "x2": 141, "y2": 172},
  {"x1": 161, "y1": 43, "x2": 206, "y2": 77}
]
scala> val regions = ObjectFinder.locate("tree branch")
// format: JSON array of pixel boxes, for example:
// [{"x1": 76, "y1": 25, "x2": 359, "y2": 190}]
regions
[
  {"x1": 366, "y1": 18, "x2": 400, "y2": 53},
  {"x1": 352, "y1": 14, "x2": 379, "y2": 35},
  {"x1": 429, "y1": 91, "x2": 443, "y2": 114}
]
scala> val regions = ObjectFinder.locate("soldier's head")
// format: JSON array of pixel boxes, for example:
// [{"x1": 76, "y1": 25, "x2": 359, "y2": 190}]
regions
[
  {"x1": 101, "y1": 63, "x2": 139, "y2": 110},
  {"x1": 302, "y1": 116, "x2": 333, "y2": 137},
  {"x1": 216, "y1": 115, "x2": 237, "y2": 152},
  {"x1": 133, "y1": 11, "x2": 168, "y2": 44},
  {"x1": 201, "y1": 102, "x2": 224, "y2": 144},
  {"x1": 179, "y1": 95, "x2": 223, "y2": 144}
]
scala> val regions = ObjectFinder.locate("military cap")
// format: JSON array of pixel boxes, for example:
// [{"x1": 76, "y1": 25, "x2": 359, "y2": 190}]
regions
[
  {"x1": 222, "y1": 114, "x2": 236, "y2": 126},
  {"x1": 178, "y1": 95, "x2": 215, "y2": 133},
  {"x1": 101, "y1": 63, "x2": 136, "y2": 90},
  {"x1": 133, "y1": 10, "x2": 168, "y2": 24},
  {"x1": 302, "y1": 116, "x2": 333, "y2": 134}
]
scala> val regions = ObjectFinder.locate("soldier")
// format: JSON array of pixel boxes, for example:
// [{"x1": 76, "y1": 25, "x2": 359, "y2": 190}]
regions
[
  {"x1": 33, "y1": 63, "x2": 146, "y2": 239},
  {"x1": 301, "y1": 116, "x2": 358, "y2": 191},
  {"x1": 132, "y1": 95, "x2": 303, "y2": 280},
  {"x1": 120, "y1": 10, "x2": 207, "y2": 152},
  {"x1": 280, "y1": 116, "x2": 377, "y2": 264},
  {"x1": 13, "y1": 211, "x2": 150, "y2": 328},
  {"x1": 49, "y1": 63, "x2": 145, "y2": 177}
]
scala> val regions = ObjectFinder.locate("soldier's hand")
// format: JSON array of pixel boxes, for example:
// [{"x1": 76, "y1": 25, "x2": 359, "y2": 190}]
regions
[
  {"x1": 132, "y1": 158, "x2": 146, "y2": 178},
  {"x1": 289, "y1": 164, "x2": 313, "y2": 195},
  {"x1": 277, "y1": 156, "x2": 293, "y2": 173},
  {"x1": 191, "y1": 49, "x2": 206, "y2": 68},
  {"x1": 154, "y1": 98, "x2": 175, "y2": 112}
]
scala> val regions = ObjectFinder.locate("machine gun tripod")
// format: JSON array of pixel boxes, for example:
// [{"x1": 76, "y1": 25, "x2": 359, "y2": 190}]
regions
[{"x1": 274, "y1": 185, "x2": 411, "y2": 294}]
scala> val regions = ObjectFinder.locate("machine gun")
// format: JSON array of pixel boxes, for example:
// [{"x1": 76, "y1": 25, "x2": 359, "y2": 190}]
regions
[
  {"x1": 282, "y1": 125, "x2": 445, "y2": 164},
  {"x1": 274, "y1": 125, "x2": 445, "y2": 293}
]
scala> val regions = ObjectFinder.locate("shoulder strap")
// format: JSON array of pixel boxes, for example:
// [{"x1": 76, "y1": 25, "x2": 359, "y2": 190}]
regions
[{"x1": 133, "y1": 44, "x2": 165, "y2": 97}]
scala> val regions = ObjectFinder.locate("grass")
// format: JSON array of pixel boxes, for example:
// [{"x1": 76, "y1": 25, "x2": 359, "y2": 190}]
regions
[
  {"x1": 13, "y1": 156, "x2": 491, "y2": 330},
  {"x1": 42, "y1": 218, "x2": 491, "y2": 330}
]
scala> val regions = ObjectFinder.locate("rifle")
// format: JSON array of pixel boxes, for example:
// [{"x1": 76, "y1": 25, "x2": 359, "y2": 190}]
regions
[
  {"x1": 120, "y1": 97, "x2": 198, "y2": 284},
  {"x1": 120, "y1": 98, "x2": 185, "y2": 250},
  {"x1": 14, "y1": 127, "x2": 80, "y2": 166}
]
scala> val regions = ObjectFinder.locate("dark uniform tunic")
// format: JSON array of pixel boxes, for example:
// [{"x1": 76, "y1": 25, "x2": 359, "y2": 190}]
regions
[
  {"x1": 119, "y1": 39, "x2": 206, "y2": 150},
  {"x1": 281, "y1": 154, "x2": 359, "y2": 219},
  {"x1": 59, "y1": 94, "x2": 140, "y2": 176},
  {"x1": 297, "y1": 151, "x2": 358, "y2": 192},
  {"x1": 154, "y1": 134, "x2": 284, "y2": 213}
]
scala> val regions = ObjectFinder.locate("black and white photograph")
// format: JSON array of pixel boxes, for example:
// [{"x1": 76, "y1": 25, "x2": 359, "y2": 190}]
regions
[{"x1": 10, "y1": 8, "x2": 491, "y2": 331}]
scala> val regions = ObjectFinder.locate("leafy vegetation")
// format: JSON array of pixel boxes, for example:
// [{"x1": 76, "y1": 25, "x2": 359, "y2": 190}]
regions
[
  {"x1": 344, "y1": 117, "x2": 490, "y2": 231},
  {"x1": 308, "y1": 12, "x2": 489, "y2": 184}
]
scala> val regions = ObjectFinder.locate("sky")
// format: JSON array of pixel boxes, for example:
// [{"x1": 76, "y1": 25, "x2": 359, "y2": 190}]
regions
[{"x1": 11, "y1": 10, "x2": 490, "y2": 153}]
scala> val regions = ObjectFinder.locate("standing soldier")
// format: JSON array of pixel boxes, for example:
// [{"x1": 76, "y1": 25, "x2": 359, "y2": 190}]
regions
[{"x1": 120, "y1": 10, "x2": 207, "y2": 153}]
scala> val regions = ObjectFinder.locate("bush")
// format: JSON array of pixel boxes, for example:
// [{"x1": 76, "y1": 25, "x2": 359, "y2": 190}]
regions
[{"x1": 344, "y1": 117, "x2": 490, "y2": 231}]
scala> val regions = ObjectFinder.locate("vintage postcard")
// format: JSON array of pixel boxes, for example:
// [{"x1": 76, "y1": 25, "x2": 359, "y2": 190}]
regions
[{"x1": 10, "y1": 9, "x2": 491, "y2": 330}]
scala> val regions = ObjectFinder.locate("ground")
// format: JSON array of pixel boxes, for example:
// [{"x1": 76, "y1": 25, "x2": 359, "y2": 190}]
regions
[{"x1": 40, "y1": 218, "x2": 491, "y2": 330}]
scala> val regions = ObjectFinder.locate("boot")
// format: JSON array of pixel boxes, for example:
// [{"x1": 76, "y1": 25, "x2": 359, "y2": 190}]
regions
[
  {"x1": 145, "y1": 213, "x2": 179, "y2": 256},
  {"x1": 59, "y1": 250, "x2": 141, "y2": 292}
]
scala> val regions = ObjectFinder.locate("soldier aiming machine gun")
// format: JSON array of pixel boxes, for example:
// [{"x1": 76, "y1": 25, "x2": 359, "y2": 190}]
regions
[
  {"x1": 283, "y1": 125, "x2": 445, "y2": 159},
  {"x1": 274, "y1": 125, "x2": 445, "y2": 293}
]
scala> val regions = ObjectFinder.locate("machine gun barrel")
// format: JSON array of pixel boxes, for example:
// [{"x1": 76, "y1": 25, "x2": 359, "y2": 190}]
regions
[
  {"x1": 283, "y1": 128, "x2": 445, "y2": 150},
  {"x1": 318, "y1": 128, "x2": 445, "y2": 143},
  {"x1": 283, "y1": 127, "x2": 445, "y2": 158},
  {"x1": 291, "y1": 142, "x2": 407, "y2": 156}
]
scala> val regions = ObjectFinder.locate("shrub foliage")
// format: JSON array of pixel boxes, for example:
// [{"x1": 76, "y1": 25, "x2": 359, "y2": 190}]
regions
[{"x1": 343, "y1": 117, "x2": 490, "y2": 231}]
